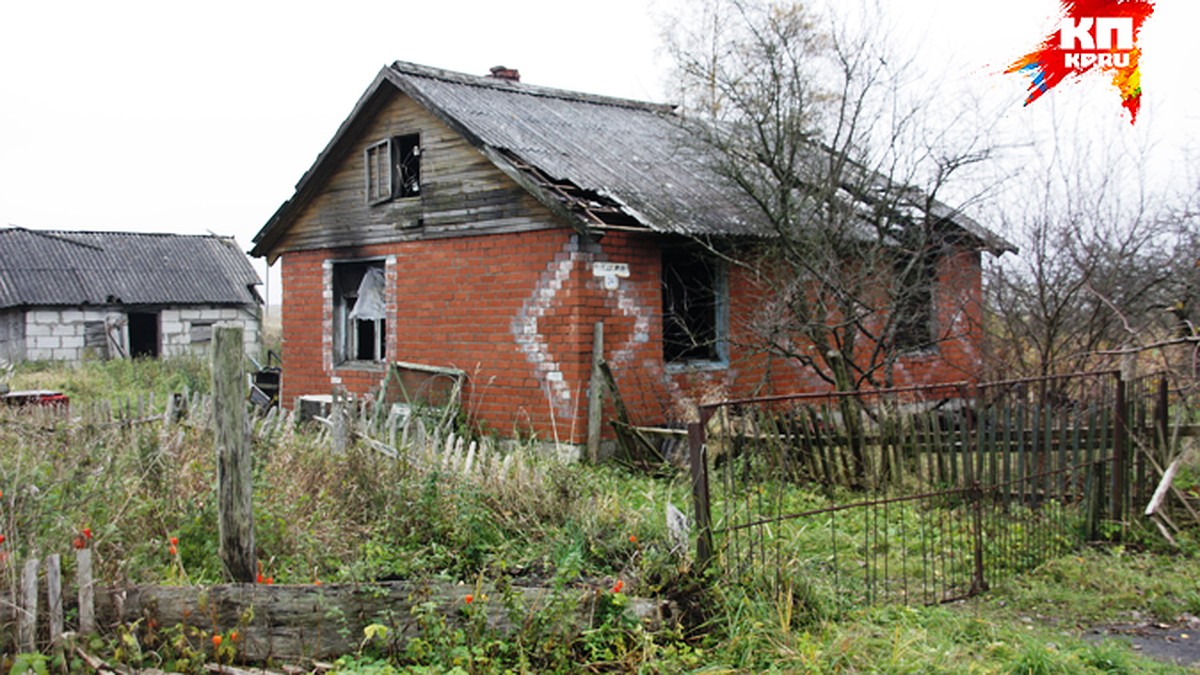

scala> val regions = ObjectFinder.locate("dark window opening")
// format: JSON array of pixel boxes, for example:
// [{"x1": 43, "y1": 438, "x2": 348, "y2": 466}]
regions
[
  {"x1": 662, "y1": 247, "x2": 726, "y2": 364},
  {"x1": 393, "y1": 134, "x2": 421, "y2": 198},
  {"x1": 128, "y1": 312, "x2": 160, "y2": 359},
  {"x1": 333, "y1": 261, "x2": 387, "y2": 364},
  {"x1": 893, "y1": 251, "x2": 937, "y2": 352},
  {"x1": 365, "y1": 134, "x2": 421, "y2": 204}
]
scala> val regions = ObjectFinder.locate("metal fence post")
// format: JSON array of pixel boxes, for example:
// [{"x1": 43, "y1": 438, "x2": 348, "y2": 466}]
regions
[
  {"x1": 970, "y1": 481, "x2": 988, "y2": 595},
  {"x1": 688, "y1": 421, "x2": 714, "y2": 572}
]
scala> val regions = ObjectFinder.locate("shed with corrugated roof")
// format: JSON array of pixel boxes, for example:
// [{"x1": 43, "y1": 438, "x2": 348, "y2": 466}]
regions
[{"x1": 0, "y1": 227, "x2": 261, "y2": 362}]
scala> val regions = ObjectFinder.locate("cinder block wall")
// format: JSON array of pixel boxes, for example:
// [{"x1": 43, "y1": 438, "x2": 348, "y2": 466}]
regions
[{"x1": 21, "y1": 306, "x2": 260, "y2": 362}]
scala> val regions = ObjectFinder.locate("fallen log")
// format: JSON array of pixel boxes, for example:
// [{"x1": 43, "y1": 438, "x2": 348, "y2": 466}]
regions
[{"x1": 96, "y1": 580, "x2": 674, "y2": 662}]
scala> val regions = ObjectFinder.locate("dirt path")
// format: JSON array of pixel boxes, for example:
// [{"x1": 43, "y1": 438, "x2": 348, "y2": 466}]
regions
[{"x1": 1087, "y1": 614, "x2": 1200, "y2": 670}]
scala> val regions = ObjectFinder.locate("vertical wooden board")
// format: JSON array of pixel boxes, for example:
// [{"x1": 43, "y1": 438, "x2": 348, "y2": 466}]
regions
[
  {"x1": 45, "y1": 554, "x2": 63, "y2": 645},
  {"x1": 213, "y1": 326, "x2": 256, "y2": 582},
  {"x1": 19, "y1": 557, "x2": 38, "y2": 653},
  {"x1": 1018, "y1": 403, "x2": 1029, "y2": 504},
  {"x1": 1080, "y1": 401, "x2": 1089, "y2": 492},
  {"x1": 1001, "y1": 404, "x2": 1012, "y2": 508},
  {"x1": 1041, "y1": 403, "x2": 1053, "y2": 504},
  {"x1": 586, "y1": 322, "x2": 604, "y2": 464},
  {"x1": 77, "y1": 548, "x2": 95, "y2": 634}
]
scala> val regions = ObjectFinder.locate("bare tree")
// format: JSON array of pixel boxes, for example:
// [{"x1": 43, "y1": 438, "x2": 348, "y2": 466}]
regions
[
  {"x1": 983, "y1": 120, "x2": 1199, "y2": 384},
  {"x1": 663, "y1": 0, "x2": 1006, "y2": 393}
]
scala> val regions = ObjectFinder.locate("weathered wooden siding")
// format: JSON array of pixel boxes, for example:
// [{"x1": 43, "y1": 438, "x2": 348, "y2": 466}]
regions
[{"x1": 274, "y1": 90, "x2": 555, "y2": 254}]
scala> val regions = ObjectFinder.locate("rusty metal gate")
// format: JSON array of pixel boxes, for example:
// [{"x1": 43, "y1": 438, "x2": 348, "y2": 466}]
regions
[{"x1": 688, "y1": 371, "x2": 1170, "y2": 606}]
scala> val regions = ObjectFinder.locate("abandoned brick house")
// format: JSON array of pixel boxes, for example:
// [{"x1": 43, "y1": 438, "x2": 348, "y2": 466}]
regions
[
  {"x1": 0, "y1": 227, "x2": 262, "y2": 363},
  {"x1": 250, "y1": 61, "x2": 1012, "y2": 447}
]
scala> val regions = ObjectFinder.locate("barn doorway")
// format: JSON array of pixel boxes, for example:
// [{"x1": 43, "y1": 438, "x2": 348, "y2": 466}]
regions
[{"x1": 128, "y1": 312, "x2": 160, "y2": 358}]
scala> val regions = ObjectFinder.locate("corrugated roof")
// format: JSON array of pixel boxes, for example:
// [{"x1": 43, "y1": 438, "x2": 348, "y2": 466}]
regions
[
  {"x1": 387, "y1": 62, "x2": 762, "y2": 237},
  {"x1": 0, "y1": 228, "x2": 261, "y2": 310},
  {"x1": 252, "y1": 61, "x2": 1014, "y2": 256}
]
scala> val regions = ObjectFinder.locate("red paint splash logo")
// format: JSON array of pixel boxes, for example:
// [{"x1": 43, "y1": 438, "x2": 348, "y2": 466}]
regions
[{"x1": 1006, "y1": 1, "x2": 1155, "y2": 124}]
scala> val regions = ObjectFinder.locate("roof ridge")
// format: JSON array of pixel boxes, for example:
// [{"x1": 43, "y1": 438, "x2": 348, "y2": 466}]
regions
[
  {"x1": 388, "y1": 60, "x2": 676, "y2": 114},
  {"x1": 4, "y1": 226, "x2": 106, "y2": 252}
]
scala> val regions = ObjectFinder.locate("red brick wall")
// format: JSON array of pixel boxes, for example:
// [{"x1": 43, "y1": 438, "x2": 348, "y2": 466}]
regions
[
  {"x1": 280, "y1": 228, "x2": 987, "y2": 443},
  {"x1": 585, "y1": 234, "x2": 988, "y2": 429}
]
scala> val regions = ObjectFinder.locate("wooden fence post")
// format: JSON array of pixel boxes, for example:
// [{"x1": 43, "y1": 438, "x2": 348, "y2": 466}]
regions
[
  {"x1": 77, "y1": 547, "x2": 95, "y2": 634},
  {"x1": 214, "y1": 326, "x2": 256, "y2": 582},
  {"x1": 688, "y1": 422, "x2": 713, "y2": 571},
  {"x1": 1112, "y1": 370, "x2": 1128, "y2": 532},
  {"x1": 587, "y1": 321, "x2": 605, "y2": 464},
  {"x1": 46, "y1": 554, "x2": 62, "y2": 646},
  {"x1": 19, "y1": 557, "x2": 38, "y2": 653}
]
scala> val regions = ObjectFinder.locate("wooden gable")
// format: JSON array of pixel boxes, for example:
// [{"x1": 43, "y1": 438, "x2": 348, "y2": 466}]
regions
[{"x1": 272, "y1": 88, "x2": 558, "y2": 255}]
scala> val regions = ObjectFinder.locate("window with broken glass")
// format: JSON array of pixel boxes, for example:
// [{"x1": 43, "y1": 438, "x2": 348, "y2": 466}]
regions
[
  {"x1": 892, "y1": 249, "x2": 938, "y2": 353},
  {"x1": 364, "y1": 134, "x2": 421, "y2": 204},
  {"x1": 662, "y1": 246, "x2": 728, "y2": 366},
  {"x1": 333, "y1": 261, "x2": 388, "y2": 364}
]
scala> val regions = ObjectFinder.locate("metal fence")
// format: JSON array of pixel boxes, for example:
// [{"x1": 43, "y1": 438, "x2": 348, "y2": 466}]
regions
[{"x1": 688, "y1": 371, "x2": 1178, "y2": 607}]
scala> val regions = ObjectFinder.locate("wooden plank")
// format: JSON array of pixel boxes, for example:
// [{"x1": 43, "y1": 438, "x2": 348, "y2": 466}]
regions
[
  {"x1": 587, "y1": 322, "x2": 604, "y2": 464},
  {"x1": 19, "y1": 557, "x2": 38, "y2": 653},
  {"x1": 1145, "y1": 458, "x2": 1181, "y2": 517},
  {"x1": 96, "y1": 580, "x2": 672, "y2": 663},
  {"x1": 213, "y1": 326, "x2": 256, "y2": 582},
  {"x1": 78, "y1": 548, "x2": 95, "y2": 634},
  {"x1": 46, "y1": 554, "x2": 63, "y2": 645}
]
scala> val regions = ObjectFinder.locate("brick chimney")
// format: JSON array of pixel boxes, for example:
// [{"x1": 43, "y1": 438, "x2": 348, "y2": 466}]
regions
[{"x1": 488, "y1": 65, "x2": 520, "y2": 82}]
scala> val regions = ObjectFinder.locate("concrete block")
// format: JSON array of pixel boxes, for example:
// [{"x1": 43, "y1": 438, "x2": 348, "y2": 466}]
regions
[
  {"x1": 30, "y1": 310, "x2": 59, "y2": 324},
  {"x1": 33, "y1": 336, "x2": 60, "y2": 350},
  {"x1": 60, "y1": 336, "x2": 84, "y2": 350},
  {"x1": 27, "y1": 348, "x2": 52, "y2": 361},
  {"x1": 26, "y1": 323, "x2": 51, "y2": 337},
  {"x1": 61, "y1": 310, "x2": 84, "y2": 323},
  {"x1": 51, "y1": 323, "x2": 76, "y2": 337},
  {"x1": 52, "y1": 348, "x2": 78, "y2": 360}
]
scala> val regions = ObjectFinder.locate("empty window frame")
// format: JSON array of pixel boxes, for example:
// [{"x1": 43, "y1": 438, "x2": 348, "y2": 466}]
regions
[
  {"x1": 333, "y1": 261, "x2": 388, "y2": 364},
  {"x1": 662, "y1": 246, "x2": 727, "y2": 365},
  {"x1": 365, "y1": 134, "x2": 421, "y2": 204},
  {"x1": 892, "y1": 250, "x2": 937, "y2": 352}
]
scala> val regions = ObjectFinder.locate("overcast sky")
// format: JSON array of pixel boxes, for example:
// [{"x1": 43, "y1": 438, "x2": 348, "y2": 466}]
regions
[{"x1": 1, "y1": 0, "x2": 1196, "y2": 297}]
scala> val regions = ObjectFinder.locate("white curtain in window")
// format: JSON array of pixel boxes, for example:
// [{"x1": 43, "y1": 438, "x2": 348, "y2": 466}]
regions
[{"x1": 348, "y1": 266, "x2": 387, "y2": 321}]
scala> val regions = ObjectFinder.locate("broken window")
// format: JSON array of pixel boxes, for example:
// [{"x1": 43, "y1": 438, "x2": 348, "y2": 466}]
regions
[
  {"x1": 365, "y1": 134, "x2": 421, "y2": 204},
  {"x1": 333, "y1": 261, "x2": 387, "y2": 364},
  {"x1": 662, "y1": 246, "x2": 727, "y2": 365},
  {"x1": 892, "y1": 249, "x2": 937, "y2": 352},
  {"x1": 84, "y1": 321, "x2": 107, "y2": 356}
]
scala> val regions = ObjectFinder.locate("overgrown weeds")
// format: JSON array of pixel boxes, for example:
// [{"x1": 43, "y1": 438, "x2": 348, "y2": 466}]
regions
[{"x1": 1, "y1": 359, "x2": 1197, "y2": 672}]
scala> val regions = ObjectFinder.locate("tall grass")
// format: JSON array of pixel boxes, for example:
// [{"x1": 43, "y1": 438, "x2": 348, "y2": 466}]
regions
[{"x1": 1, "y1": 359, "x2": 1195, "y2": 673}]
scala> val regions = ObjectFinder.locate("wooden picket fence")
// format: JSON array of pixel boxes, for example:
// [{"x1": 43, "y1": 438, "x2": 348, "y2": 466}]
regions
[{"x1": 0, "y1": 387, "x2": 555, "y2": 657}]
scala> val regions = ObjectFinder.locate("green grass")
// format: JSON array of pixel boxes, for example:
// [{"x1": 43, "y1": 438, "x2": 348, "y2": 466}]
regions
[{"x1": 1, "y1": 359, "x2": 1197, "y2": 673}]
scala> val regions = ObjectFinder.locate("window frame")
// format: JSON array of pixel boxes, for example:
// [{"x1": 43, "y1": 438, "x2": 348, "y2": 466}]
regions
[
  {"x1": 332, "y1": 259, "x2": 389, "y2": 367},
  {"x1": 364, "y1": 133, "x2": 421, "y2": 205},
  {"x1": 891, "y1": 248, "x2": 938, "y2": 354},
  {"x1": 661, "y1": 245, "x2": 729, "y2": 370}
]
